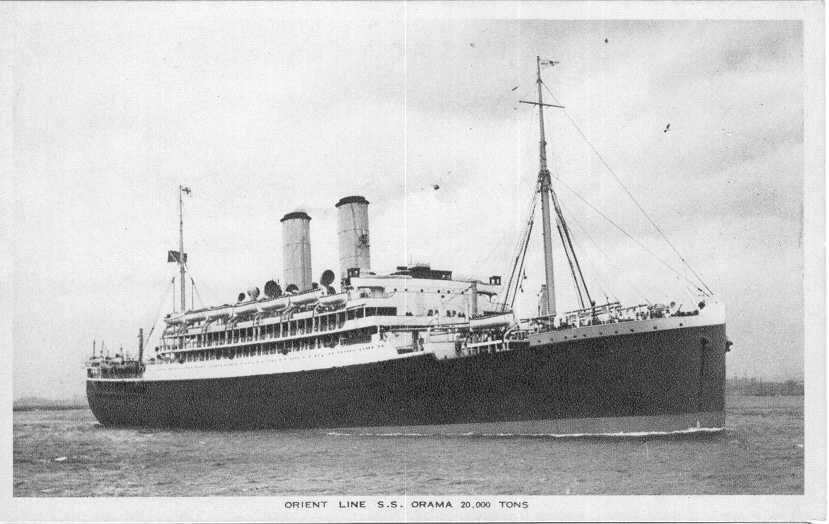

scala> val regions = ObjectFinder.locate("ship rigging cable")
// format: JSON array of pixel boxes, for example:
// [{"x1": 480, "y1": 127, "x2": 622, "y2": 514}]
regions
[
  {"x1": 555, "y1": 217, "x2": 585, "y2": 308},
  {"x1": 183, "y1": 263, "x2": 206, "y2": 310},
  {"x1": 503, "y1": 190, "x2": 539, "y2": 311},
  {"x1": 144, "y1": 277, "x2": 176, "y2": 346},
  {"x1": 541, "y1": 81, "x2": 713, "y2": 296},
  {"x1": 550, "y1": 190, "x2": 593, "y2": 308},
  {"x1": 550, "y1": 172, "x2": 709, "y2": 294},
  {"x1": 560, "y1": 202, "x2": 652, "y2": 303},
  {"x1": 500, "y1": 187, "x2": 537, "y2": 309}
]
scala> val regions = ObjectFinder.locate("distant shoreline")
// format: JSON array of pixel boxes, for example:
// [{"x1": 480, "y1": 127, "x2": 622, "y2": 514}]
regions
[
  {"x1": 13, "y1": 404, "x2": 88, "y2": 412},
  {"x1": 13, "y1": 393, "x2": 802, "y2": 413}
]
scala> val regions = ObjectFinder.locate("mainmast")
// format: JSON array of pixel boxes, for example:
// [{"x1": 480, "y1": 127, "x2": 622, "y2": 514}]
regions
[
  {"x1": 517, "y1": 57, "x2": 565, "y2": 318},
  {"x1": 534, "y1": 56, "x2": 557, "y2": 317}
]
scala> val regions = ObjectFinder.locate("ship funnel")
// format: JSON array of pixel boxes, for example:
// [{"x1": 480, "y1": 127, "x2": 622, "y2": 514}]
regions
[
  {"x1": 335, "y1": 196, "x2": 370, "y2": 279},
  {"x1": 280, "y1": 211, "x2": 312, "y2": 292}
]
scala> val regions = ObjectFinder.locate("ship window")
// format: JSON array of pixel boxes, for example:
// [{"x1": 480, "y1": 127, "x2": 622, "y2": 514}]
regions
[{"x1": 356, "y1": 308, "x2": 364, "y2": 318}]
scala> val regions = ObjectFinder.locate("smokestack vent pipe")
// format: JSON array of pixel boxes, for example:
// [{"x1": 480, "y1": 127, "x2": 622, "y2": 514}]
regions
[
  {"x1": 335, "y1": 195, "x2": 371, "y2": 280},
  {"x1": 281, "y1": 211, "x2": 313, "y2": 292}
]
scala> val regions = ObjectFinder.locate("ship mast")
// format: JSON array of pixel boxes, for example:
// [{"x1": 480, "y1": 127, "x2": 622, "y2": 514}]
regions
[
  {"x1": 535, "y1": 57, "x2": 556, "y2": 318},
  {"x1": 178, "y1": 185, "x2": 187, "y2": 312},
  {"x1": 517, "y1": 58, "x2": 566, "y2": 318},
  {"x1": 520, "y1": 57, "x2": 563, "y2": 317}
]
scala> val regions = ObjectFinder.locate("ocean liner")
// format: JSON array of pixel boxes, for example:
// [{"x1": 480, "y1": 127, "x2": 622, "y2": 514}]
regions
[{"x1": 86, "y1": 57, "x2": 729, "y2": 434}]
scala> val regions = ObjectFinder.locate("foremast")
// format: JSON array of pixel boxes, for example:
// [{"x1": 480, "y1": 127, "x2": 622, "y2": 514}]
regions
[
  {"x1": 519, "y1": 57, "x2": 565, "y2": 317},
  {"x1": 518, "y1": 56, "x2": 592, "y2": 319},
  {"x1": 535, "y1": 56, "x2": 557, "y2": 318}
]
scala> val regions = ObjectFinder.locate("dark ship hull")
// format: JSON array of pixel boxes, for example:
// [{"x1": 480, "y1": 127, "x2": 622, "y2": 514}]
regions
[{"x1": 86, "y1": 323, "x2": 726, "y2": 434}]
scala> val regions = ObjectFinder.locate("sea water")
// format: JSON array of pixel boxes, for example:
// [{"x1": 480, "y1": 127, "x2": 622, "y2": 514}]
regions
[{"x1": 13, "y1": 395, "x2": 803, "y2": 496}]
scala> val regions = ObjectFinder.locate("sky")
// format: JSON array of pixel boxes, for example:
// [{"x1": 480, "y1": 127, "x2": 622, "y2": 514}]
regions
[{"x1": 6, "y1": 5, "x2": 805, "y2": 399}]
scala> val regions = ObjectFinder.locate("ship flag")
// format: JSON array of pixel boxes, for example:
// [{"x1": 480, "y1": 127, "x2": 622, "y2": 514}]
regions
[
  {"x1": 167, "y1": 250, "x2": 188, "y2": 263},
  {"x1": 540, "y1": 59, "x2": 559, "y2": 67}
]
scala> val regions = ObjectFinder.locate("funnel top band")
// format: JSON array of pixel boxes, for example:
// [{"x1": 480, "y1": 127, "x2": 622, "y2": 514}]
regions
[
  {"x1": 335, "y1": 195, "x2": 369, "y2": 208},
  {"x1": 280, "y1": 211, "x2": 311, "y2": 222}
]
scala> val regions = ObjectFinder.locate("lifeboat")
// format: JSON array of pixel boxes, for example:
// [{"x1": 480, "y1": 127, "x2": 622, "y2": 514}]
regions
[
  {"x1": 233, "y1": 302, "x2": 259, "y2": 316},
  {"x1": 469, "y1": 312, "x2": 515, "y2": 331},
  {"x1": 183, "y1": 311, "x2": 206, "y2": 323},
  {"x1": 206, "y1": 308, "x2": 231, "y2": 320},
  {"x1": 291, "y1": 290, "x2": 321, "y2": 306},
  {"x1": 258, "y1": 297, "x2": 289, "y2": 312},
  {"x1": 319, "y1": 292, "x2": 347, "y2": 308},
  {"x1": 164, "y1": 314, "x2": 184, "y2": 325}
]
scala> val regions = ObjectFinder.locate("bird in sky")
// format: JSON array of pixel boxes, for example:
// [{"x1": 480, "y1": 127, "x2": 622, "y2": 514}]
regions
[
  {"x1": 604, "y1": 38, "x2": 609, "y2": 43},
  {"x1": 663, "y1": 123, "x2": 671, "y2": 133}
]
